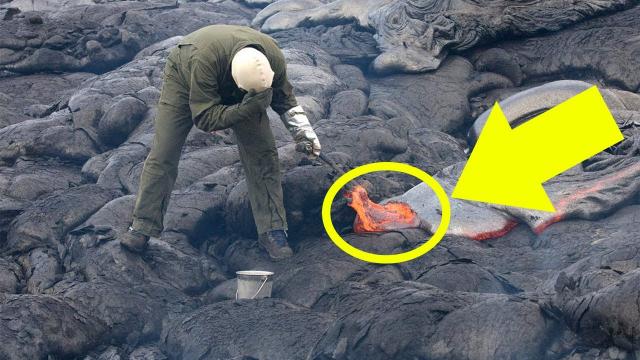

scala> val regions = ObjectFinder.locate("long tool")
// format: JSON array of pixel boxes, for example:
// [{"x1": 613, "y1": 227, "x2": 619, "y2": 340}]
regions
[
  {"x1": 318, "y1": 152, "x2": 346, "y2": 176},
  {"x1": 295, "y1": 142, "x2": 369, "y2": 194},
  {"x1": 296, "y1": 142, "x2": 345, "y2": 174}
]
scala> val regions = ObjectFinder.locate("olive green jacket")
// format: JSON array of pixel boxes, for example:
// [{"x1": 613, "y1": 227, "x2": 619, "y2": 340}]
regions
[{"x1": 175, "y1": 25, "x2": 298, "y2": 132}]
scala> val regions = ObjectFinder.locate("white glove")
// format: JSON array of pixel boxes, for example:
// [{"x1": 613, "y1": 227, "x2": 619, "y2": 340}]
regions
[{"x1": 280, "y1": 105, "x2": 321, "y2": 158}]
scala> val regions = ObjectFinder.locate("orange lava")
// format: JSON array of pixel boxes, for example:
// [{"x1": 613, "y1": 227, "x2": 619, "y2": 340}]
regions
[
  {"x1": 346, "y1": 185, "x2": 420, "y2": 233},
  {"x1": 533, "y1": 162, "x2": 640, "y2": 234},
  {"x1": 465, "y1": 220, "x2": 519, "y2": 241}
]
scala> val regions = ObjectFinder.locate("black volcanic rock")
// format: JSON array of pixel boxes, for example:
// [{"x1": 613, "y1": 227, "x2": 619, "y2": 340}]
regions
[
  {"x1": 470, "y1": 6, "x2": 640, "y2": 92},
  {"x1": 310, "y1": 281, "x2": 567, "y2": 360},
  {"x1": 0, "y1": 1, "x2": 254, "y2": 74},
  {"x1": 97, "y1": 95, "x2": 148, "y2": 147},
  {"x1": 0, "y1": 1, "x2": 637, "y2": 359},
  {"x1": 0, "y1": 72, "x2": 92, "y2": 126},
  {"x1": 368, "y1": 56, "x2": 513, "y2": 133},
  {"x1": 6, "y1": 184, "x2": 120, "y2": 253},
  {"x1": 254, "y1": 0, "x2": 635, "y2": 74},
  {"x1": 164, "y1": 299, "x2": 335, "y2": 359}
]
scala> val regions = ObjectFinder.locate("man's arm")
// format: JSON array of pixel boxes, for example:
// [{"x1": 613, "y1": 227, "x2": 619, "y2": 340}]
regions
[
  {"x1": 270, "y1": 49, "x2": 321, "y2": 157},
  {"x1": 189, "y1": 55, "x2": 270, "y2": 132},
  {"x1": 270, "y1": 56, "x2": 298, "y2": 115}
]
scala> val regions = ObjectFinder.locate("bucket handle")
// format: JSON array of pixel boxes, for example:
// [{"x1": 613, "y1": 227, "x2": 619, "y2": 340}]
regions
[{"x1": 235, "y1": 276, "x2": 270, "y2": 300}]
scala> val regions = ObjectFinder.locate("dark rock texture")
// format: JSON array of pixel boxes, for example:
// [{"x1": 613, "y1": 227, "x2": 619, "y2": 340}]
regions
[
  {"x1": 254, "y1": 0, "x2": 635, "y2": 74},
  {"x1": 368, "y1": 56, "x2": 512, "y2": 133},
  {"x1": 0, "y1": 1, "x2": 638, "y2": 359},
  {"x1": 391, "y1": 80, "x2": 640, "y2": 240},
  {"x1": 271, "y1": 24, "x2": 379, "y2": 67},
  {"x1": 0, "y1": 72, "x2": 92, "y2": 127},
  {"x1": 164, "y1": 299, "x2": 335, "y2": 359},
  {"x1": 311, "y1": 282, "x2": 567, "y2": 360},
  {"x1": 469, "y1": 5, "x2": 640, "y2": 93},
  {"x1": 0, "y1": 1, "x2": 254, "y2": 74}
]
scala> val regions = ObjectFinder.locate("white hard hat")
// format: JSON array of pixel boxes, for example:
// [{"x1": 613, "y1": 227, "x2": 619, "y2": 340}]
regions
[{"x1": 231, "y1": 46, "x2": 275, "y2": 92}]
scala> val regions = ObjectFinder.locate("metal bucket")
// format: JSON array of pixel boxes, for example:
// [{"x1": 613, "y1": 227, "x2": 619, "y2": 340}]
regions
[{"x1": 235, "y1": 270, "x2": 274, "y2": 300}]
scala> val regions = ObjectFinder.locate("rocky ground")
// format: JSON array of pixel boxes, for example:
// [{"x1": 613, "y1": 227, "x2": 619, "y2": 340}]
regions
[{"x1": 0, "y1": 0, "x2": 638, "y2": 359}]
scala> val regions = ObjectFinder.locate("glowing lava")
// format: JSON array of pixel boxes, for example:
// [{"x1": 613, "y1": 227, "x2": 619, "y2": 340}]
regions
[{"x1": 346, "y1": 185, "x2": 420, "y2": 233}]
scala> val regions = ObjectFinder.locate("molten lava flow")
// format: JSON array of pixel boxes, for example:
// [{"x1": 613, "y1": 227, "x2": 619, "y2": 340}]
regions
[
  {"x1": 346, "y1": 185, "x2": 420, "y2": 233},
  {"x1": 465, "y1": 220, "x2": 519, "y2": 241}
]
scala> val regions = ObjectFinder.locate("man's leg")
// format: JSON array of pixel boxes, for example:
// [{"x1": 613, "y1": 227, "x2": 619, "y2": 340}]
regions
[
  {"x1": 131, "y1": 102, "x2": 192, "y2": 237},
  {"x1": 130, "y1": 51, "x2": 192, "y2": 238},
  {"x1": 232, "y1": 111, "x2": 288, "y2": 236}
]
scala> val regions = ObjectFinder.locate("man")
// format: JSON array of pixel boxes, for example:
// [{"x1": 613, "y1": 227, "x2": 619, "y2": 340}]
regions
[{"x1": 120, "y1": 25, "x2": 321, "y2": 260}]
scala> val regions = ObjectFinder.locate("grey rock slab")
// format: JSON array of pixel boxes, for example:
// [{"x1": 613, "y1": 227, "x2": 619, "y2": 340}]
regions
[
  {"x1": 97, "y1": 96, "x2": 148, "y2": 147},
  {"x1": 6, "y1": 184, "x2": 120, "y2": 253},
  {"x1": 329, "y1": 89, "x2": 368, "y2": 119},
  {"x1": 0, "y1": 257, "x2": 21, "y2": 293},
  {"x1": 311, "y1": 281, "x2": 565, "y2": 360},
  {"x1": 368, "y1": 56, "x2": 513, "y2": 133},
  {"x1": 332, "y1": 64, "x2": 370, "y2": 94},
  {"x1": 255, "y1": 0, "x2": 633, "y2": 74},
  {"x1": 0, "y1": 72, "x2": 91, "y2": 126},
  {"x1": 164, "y1": 298, "x2": 335, "y2": 360},
  {"x1": 0, "y1": 109, "x2": 70, "y2": 165},
  {"x1": 0, "y1": 292, "x2": 106, "y2": 360},
  {"x1": 0, "y1": 156, "x2": 83, "y2": 201},
  {"x1": 271, "y1": 24, "x2": 379, "y2": 67},
  {"x1": 0, "y1": 1, "x2": 253, "y2": 74},
  {"x1": 473, "y1": 6, "x2": 640, "y2": 92}
]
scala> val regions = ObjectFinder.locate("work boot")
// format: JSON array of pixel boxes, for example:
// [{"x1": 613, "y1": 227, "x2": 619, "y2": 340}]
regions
[
  {"x1": 258, "y1": 230, "x2": 293, "y2": 260},
  {"x1": 120, "y1": 226, "x2": 150, "y2": 253}
]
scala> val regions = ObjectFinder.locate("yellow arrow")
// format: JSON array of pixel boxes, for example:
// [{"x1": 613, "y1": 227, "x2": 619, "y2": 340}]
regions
[{"x1": 452, "y1": 86, "x2": 624, "y2": 212}]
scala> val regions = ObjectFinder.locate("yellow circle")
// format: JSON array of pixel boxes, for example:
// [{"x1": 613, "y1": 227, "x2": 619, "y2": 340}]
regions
[{"x1": 321, "y1": 162, "x2": 450, "y2": 264}]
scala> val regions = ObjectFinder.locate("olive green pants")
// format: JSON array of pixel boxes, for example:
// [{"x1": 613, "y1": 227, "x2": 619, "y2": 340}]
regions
[{"x1": 131, "y1": 44, "x2": 287, "y2": 237}]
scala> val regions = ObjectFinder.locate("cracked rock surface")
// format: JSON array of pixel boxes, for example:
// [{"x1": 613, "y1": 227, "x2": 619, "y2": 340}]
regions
[{"x1": 0, "y1": 0, "x2": 638, "y2": 359}]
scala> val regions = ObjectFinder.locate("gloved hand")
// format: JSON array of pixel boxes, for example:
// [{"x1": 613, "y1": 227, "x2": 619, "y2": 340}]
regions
[
  {"x1": 281, "y1": 106, "x2": 321, "y2": 159},
  {"x1": 239, "y1": 88, "x2": 273, "y2": 115},
  {"x1": 294, "y1": 134, "x2": 322, "y2": 158}
]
